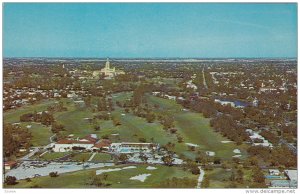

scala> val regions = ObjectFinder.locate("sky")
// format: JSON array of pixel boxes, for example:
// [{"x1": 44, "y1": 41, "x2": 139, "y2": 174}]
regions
[{"x1": 3, "y1": 3, "x2": 298, "y2": 58}]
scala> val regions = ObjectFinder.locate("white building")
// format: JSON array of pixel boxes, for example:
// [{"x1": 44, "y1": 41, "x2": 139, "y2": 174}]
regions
[
  {"x1": 269, "y1": 169, "x2": 280, "y2": 176},
  {"x1": 53, "y1": 134, "x2": 98, "y2": 152},
  {"x1": 93, "y1": 58, "x2": 125, "y2": 79},
  {"x1": 109, "y1": 142, "x2": 159, "y2": 154},
  {"x1": 214, "y1": 99, "x2": 235, "y2": 107}
]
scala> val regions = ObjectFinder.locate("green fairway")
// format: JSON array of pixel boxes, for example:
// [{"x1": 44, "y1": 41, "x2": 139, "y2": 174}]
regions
[
  {"x1": 5, "y1": 164, "x2": 198, "y2": 188},
  {"x1": 20, "y1": 122, "x2": 52, "y2": 146},
  {"x1": 41, "y1": 152, "x2": 71, "y2": 160},
  {"x1": 54, "y1": 105, "x2": 94, "y2": 136},
  {"x1": 146, "y1": 94, "x2": 248, "y2": 160},
  {"x1": 70, "y1": 153, "x2": 92, "y2": 162},
  {"x1": 111, "y1": 111, "x2": 174, "y2": 144},
  {"x1": 205, "y1": 167, "x2": 253, "y2": 188},
  {"x1": 3, "y1": 99, "x2": 57, "y2": 123},
  {"x1": 91, "y1": 153, "x2": 112, "y2": 162}
]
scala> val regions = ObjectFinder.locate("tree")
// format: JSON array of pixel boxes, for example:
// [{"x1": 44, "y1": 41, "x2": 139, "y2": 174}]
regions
[
  {"x1": 236, "y1": 169, "x2": 244, "y2": 183},
  {"x1": 94, "y1": 125, "x2": 100, "y2": 131},
  {"x1": 190, "y1": 166, "x2": 200, "y2": 175},
  {"x1": 112, "y1": 117, "x2": 121, "y2": 126},
  {"x1": 139, "y1": 137, "x2": 146, "y2": 143},
  {"x1": 161, "y1": 115, "x2": 174, "y2": 130},
  {"x1": 89, "y1": 175, "x2": 104, "y2": 187},
  {"x1": 230, "y1": 171, "x2": 236, "y2": 181},
  {"x1": 84, "y1": 96, "x2": 92, "y2": 108},
  {"x1": 170, "y1": 128, "x2": 177, "y2": 134},
  {"x1": 252, "y1": 167, "x2": 265, "y2": 183},
  {"x1": 118, "y1": 154, "x2": 129, "y2": 164},
  {"x1": 5, "y1": 176, "x2": 17, "y2": 185},
  {"x1": 177, "y1": 136, "x2": 184, "y2": 143},
  {"x1": 49, "y1": 172, "x2": 59, "y2": 177},
  {"x1": 146, "y1": 112, "x2": 156, "y2": 123},
  {"x1": 162, "y1": 154, "x2": 174, "y2": 166},
  {"x1": 213, "y1": 157, "x2": 221, "y2": 164}
]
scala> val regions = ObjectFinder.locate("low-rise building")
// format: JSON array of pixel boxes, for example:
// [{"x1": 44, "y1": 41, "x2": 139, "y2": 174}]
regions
[
  {"x1": 92, "y1": 139, "x2": 112, "y2": 151},
  {"x1": 53, "y1": 139, "x2": 94, "y2": 152},
  {"x1": 269, "y1": 169, "x2": 280, "y2": 176},
  {"x1": 4, "y1": 161, "x2": 17, "y2": 170},
  {"x1": 109, "y1": 142, "x2": 159, "y2": 154}
]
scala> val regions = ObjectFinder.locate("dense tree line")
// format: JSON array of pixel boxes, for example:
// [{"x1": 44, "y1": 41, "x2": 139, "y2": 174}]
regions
[
  {"x1": 210, "y1": 115, "x2": 249, "y2": 145},
  {"x1": 4, "y1": 123, "x2": 31, "y2": 157}
]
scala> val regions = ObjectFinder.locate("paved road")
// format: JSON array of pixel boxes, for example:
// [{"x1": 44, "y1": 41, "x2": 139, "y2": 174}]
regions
[
  {"x1": 20, "y1": 147, "x2": 40, "y2": 161},
  {"x1": 202, "y1": 68, "x2": 208, "y2": 89},
  {"x1": 49, "y1": 134, "x2": 56, "y2": 143},
  {"x1": 196, "y1": 166, "x2": 205, "y2": 188},
  {"x1": 88, "y1": 153, "x2": 97, "y2": 162}
]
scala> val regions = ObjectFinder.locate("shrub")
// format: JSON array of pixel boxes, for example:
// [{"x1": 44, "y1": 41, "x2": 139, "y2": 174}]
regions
[
  {"x1": 49, "y1": 171, "x2": 59, "y2": 177},
  {"x1": 5, "y1": 176, "x2": 17, "y2": 185}
]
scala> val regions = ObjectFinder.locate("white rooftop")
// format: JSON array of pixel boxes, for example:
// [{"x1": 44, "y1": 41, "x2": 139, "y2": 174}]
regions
[{"x1": 284, "y1": 170, "x2": 297, "y2": 181}]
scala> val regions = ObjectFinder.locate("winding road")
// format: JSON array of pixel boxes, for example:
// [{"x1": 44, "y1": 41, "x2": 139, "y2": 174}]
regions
[{"x1": 196, "y1": 166, "x2": 205, "y2": 188}]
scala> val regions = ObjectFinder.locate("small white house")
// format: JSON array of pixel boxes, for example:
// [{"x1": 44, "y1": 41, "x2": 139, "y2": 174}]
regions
[{"x1": 269, "y1": 169, "x2": 280, "y2": 176}]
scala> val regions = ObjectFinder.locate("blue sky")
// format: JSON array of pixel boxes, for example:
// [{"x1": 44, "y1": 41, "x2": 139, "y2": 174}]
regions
[{"x1": 3, "y1": 3, "x2": 297, "y2": 58}]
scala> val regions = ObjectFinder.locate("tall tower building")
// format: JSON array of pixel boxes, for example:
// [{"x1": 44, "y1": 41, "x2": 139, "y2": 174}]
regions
[{"x1": 105, "y1": 58, "x2": 110, "y2": 69}]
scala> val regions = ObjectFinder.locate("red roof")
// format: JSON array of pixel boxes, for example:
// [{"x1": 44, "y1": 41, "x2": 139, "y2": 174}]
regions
[
  {"x1": 83, "y1": 135, "x2": 98, "y2": 144},
  {"x1": 94, "y1": 139, "x2": 111, "y2": 148},
  {"x1": 56, "y1": 139, "x2": 94, "y2": 144},
  {"x1": 56, "y1": 139, "x2": 73, "y2": 144},
  {"x1": 5, "y1": 161, "x2": 17, "y2": 166}
]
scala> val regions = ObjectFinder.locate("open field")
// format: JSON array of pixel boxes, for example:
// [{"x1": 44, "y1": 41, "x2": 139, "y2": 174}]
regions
[
  {"x1": 70, "y1": 153, "x2": 92, "y2": 162},
  {"x1": 21, "y1": 122, "x2": 52, "y2": 146},
  {"x1": 4, "y1": 92, "x2": 248, "y2": 161},
  {"x1": 205, "y1": 167, "x2": 253, "y2": 188},
  {"x1": 90, "y1": 153, "x2": 112, "y2": 162},
  {"x1": 40, "y1": 152, "x2": 71, "y2": 160},
  {"x1": 3, "y1": 99, "x2": 58, "y2": 123},
  {"x1": 4, "y1": 164, "x2": 198, "y2": 188},
  {"x1": 146, "y1": 94, "x2": 249, "y2": 160}
]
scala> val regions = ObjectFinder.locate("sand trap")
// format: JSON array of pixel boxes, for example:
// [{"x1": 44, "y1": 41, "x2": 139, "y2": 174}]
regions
[
  {"x1": 123, "y1": 166, "x2": 137, "y2": 169},
  {"x1": 111, "y1": 133, "x2": 119, "y2": 136},
  {"x1": 221, "y1": 141, "x2": 232, "y2": 143},
  {"x1": 206, "y1": 151, "x2": 215, "y2": 156},
  {"x1": 232, "y1": 155, "x2": 242, "y2": 158},
  {"x1": 186, "y1": 143, "x2": 199, "y2": 147},
  {"x1": 96, "y1": 166, "x2": 136, "y2": 175},
  {"x1": 130, "y1": 174, "x2": 151, "y2": 182},
  {"x1": 146, "y1": 166, "x2": 157, "y2": 170},
  {"x1": 26, "y1": 125, "x2": 32, "y2": 129},
  {"x1": 121, "y1": 114, "x2": 126, "y2": 116},
  {"x1": 233, "y1": 149, "x2": 241, "y2": 154}
]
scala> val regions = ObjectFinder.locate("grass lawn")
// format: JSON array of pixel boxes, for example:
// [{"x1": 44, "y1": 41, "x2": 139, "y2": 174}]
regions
[
  {"x1": 146, "y1": 94, "x2": 249, "y2": 160},
  {"x1": 20, "y1": 122, "x2": 52, "y2": 146},
  {"x1": 91, "y1": 153, "x2": 112, "y2": 162},
  {"x1": 71, "y1": 153, "x2": 92, "y2": 162},
  {"x1": 41, "y1": 152, "x2": 71, "y2": 160},
  {"x1": 112, "y1": 111, "x2": 175, "y2": 144},
  {"x1": 205, "y1": 167, "x2": 254, "y2": 188},
  {"x1": 5, "y1": 164, "x2": 198, "y2": 188},
  {"x1": 3, "y1": 99, "x2": 58, "y2": 123},
  {"x1": 54, "y1": 105, "x2": 95, "y2": 137}
]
